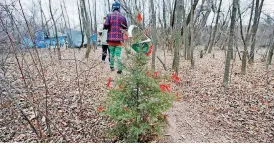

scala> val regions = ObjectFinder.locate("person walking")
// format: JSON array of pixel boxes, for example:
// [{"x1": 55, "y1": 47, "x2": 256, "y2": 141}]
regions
[
  {"x1": 103, "y1": 1, "x2": 128, "y2": 74},
  {"x1": 101, "y1": 17, "x2": 110, "y2": 63}
]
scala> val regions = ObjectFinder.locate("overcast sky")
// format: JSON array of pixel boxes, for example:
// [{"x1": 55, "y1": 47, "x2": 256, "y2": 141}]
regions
[{"x1": 12, "y1": 0, "x2": 274, "y2": 31}]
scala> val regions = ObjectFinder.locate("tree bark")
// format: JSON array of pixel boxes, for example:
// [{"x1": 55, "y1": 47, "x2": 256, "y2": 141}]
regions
[
  {"x1": 163, "y1": 0, "x2": 167, "y2": 29},
  {"x1": 77, "y1": 0, "x2": 84, "y2": 48},
  {"x1": 172, "y1": 0, "x2": 183, "y2": 73},
  {"x1": 88, "y1": 0, "x2": 93, "y2": 33},
  {"x1": 170, "y1": 0, "x2": 177, "y2": 29},
  {"x1": 190, "y1": 0, "x2": 195, "y2": 68},
  {"x1": 237, "y1": 1, "x2": 248, "y2": 75},
  {"x1": 268, "y1": 44, "x2": 274, "y2": 66},
  {"x1": 80, "y1": 0, "x2": 91, "y2": 58},
  {"x1": 223, "y1": 0, "x2": 237, "y2": 88},
  {"x1": 267, "y1": 29, "x2": 274, "y2": 66},
  {"x1": 183, "y1": 1, "x2": 188, "y2": 60}
]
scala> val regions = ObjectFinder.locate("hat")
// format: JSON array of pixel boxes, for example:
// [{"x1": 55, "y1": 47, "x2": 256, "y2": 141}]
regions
[{"x1": 112, "y1": 1, "x2": 120, "y2": 11}]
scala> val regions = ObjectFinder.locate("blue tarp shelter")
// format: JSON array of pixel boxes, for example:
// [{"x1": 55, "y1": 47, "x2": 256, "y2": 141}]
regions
[
  {"x1": 21, "y1": 30, "x2": 66, "y2": 48},
  {"x1": 66, "y1": 29, "x2": 97, "y2": 48}
]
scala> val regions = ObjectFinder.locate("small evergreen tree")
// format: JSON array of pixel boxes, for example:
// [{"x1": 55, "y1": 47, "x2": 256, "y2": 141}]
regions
[{"x1": 102, "y1": 49, "x2": 174, "y2": 142}]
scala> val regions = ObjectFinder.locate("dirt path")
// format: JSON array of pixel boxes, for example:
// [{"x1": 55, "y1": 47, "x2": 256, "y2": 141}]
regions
[{"x1": 164, "y1": 101, "x2": 232, "y2": 143}]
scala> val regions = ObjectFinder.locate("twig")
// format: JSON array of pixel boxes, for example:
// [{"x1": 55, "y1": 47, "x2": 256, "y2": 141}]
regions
[{"x1": 157, "y1": 56, "x2": 167, "y2": 71}]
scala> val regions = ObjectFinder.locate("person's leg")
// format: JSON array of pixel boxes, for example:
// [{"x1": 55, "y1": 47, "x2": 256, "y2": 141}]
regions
[
  {"x1": 102, "y1": 45, "x2": 108, "y2": 61},
  {"x1": 107, "y1": 45, "x2": 110, "y2": 62},
  {"x1": 108, "y1": 45, "x2": 115, "y2": 70},
  {"x1": 114, "y1": 46, "x2": 122, "y2": 72}
]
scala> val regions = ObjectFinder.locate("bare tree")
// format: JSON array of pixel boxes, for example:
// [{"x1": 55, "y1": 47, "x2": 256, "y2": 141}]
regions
[
  {"x1": 245, "y1": 0, "x2": 255, "y2": 46},
  {"x1": 237, "y1": 0, "x2": 248, "y2": 75},
  {"x1": 249, "y1": 0, "x2": 265, "y2": 64},
  {"x1": 223, "y1": 0, "x2": 237, "y2": 87},
  {"x1": 77, "y1": 0, "x2": 85, "y2": 48},
  {"x1": 163, "y1": 0, "x2": 167, "y2": 29},
  {"x1": 207, "y1": 0, "x2": 222, "y2": 53},
  {"x1": 183, "y1": 0, "x2": 189, "y2": 59},
  {"x1": 190, "y1": 0, "x2": 195, "y2": 68},
  {"x1": 94, "y1": 0, "x2": 97, "y2": 50},
  {"x1": 80, "y1": 0, "x2": 92, "y2": 58},
  {"x1": 170, "y1": 0, "x2": 177, "y2": 29},
  {"x1": 172, "y1": 0, "x2": 183, "y2": 73},
  {"x1": 150, "y1": 0, "x2": 157, "y2": 71},
  {"x1": 267, "y1": 29, "x2": 274, "y2": 67},
  {"x1": 88, "y1": 0, "x2": 93, "y2": 33},
  {"x1": 49, "y1": 0, "x2": 61, "y2": 60}
]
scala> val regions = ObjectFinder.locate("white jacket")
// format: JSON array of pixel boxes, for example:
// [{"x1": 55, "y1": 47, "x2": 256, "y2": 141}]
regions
[{"x1": 101, "y1": 30, "x2": 108, "y2": 45}]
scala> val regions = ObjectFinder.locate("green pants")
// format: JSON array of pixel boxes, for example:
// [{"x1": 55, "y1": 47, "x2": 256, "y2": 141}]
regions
[{"x1": 109, "y1": 45, "x2": 122, "y2": 71}]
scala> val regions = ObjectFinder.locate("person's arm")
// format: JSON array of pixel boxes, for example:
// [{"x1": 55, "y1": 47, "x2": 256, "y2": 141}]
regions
[{"x1": 103, "y1": 14, "x2": 110, "y2": 30}]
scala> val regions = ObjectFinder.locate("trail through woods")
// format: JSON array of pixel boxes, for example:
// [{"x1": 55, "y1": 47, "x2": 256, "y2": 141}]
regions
[{"x1": 1, "y1": 47, "x2": 273, "y2": 142}]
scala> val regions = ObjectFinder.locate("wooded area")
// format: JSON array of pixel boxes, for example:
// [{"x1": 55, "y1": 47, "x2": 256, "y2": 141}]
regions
[{"x1": 0, "y1": 0, "x2": 273, "y2": 142}]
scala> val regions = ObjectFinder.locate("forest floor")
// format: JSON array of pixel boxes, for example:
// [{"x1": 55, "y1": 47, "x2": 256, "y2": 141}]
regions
[{"x1": 0, "y1": 47, "x2": 273, "y2": 142}]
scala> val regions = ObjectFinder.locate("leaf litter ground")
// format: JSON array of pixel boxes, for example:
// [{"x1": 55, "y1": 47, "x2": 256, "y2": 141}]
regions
[{"x1": 0, "y1": 47, "x2": 273, "y2": 142}]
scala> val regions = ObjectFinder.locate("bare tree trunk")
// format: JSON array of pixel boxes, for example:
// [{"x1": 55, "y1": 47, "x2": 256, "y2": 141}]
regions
[
  {"x1": 268, "y1": 44, "x2": 274, "y2": 66},
  {"x1": 88, "y1": 0, "x2": 93, "y2": 32},
  {"x1": 39, "y1": 0, "x2": 46, "y2": 48},
  {"x1": 172, "y1": 0, "x2": 183, "y2": 73},
  {"x1": 80, "y1": 0, "x2": 91, "y2": 58},
  {"x1": 190, "y1": 0, "x2": 195, "y2": 68},
  {"x1": 245, "y1": 0, "x2": 255, "y2": 44},
  {"x1": 163, "y1": 0, "x2": 167, "y2": 29},
  {"x1": 249, "y1": 0, "x2": 265, "y2": 64},
  {"x1": 204, "y1": 12, "x2": 216, "y2": 52},
  {"x1": 150, "y1": 0, "x2": 157, "y2": 71},
  {"x1": 267, "y1": 29, "x2": 274, "y2": 67},
  {"x1": 49, "y1": 0, "x2": 61, "y2": 60},
  {"x1": 107, "y1": 0, "x2": 110, "y2": 12},
  {"x1": 223, "y1": 0, "x2": 237, "y2": 88},
  {"x1": 94, "y1": 0, "x2": 97, "y2": 50},
  {"x1": 183, "y1": 1, "x2": 188, "y2": 59},
  {"x1": 142, "y1": 0, "x2": 145, "y2": 27},
  {"x1": 237, "y1": 1, "x2": 248, "y2": 75},
  {"x1": 170, "y1": 0, "x2": 177, "y2": 29},
  {"x1": 77, "y1": 0, "x2": 84, "y2": 48},
  {"x1": 207, "y1": 0, "x2": 222, "y2": 53}
]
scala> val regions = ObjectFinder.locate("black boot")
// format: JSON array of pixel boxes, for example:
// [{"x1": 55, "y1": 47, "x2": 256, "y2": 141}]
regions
[
  {"x1": 117, "y1": 70, "x2": 122, "y2": 74},
  {"x1": 110, "y1": 67, "x2": 115, "y2": 71}
]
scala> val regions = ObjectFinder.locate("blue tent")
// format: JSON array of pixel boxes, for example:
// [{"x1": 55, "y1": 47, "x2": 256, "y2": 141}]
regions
[
  {"x1": 66, "y1": 29, "x2": 97, "y2": 48},
  {"x1": 21, "y1": 31, "x2": 66, "y2": 48}
]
